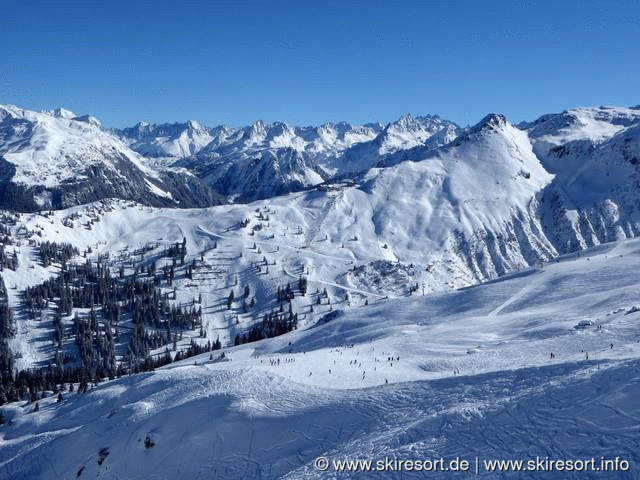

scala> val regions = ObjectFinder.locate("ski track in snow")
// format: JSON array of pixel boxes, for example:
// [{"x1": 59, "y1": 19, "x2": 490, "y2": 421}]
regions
[
  {"x1": 487, "y1": 269, "x2": 547, "y2": 317},
  {"x1": 282, "y1": 267, "x2": 386, "y2": 299}
]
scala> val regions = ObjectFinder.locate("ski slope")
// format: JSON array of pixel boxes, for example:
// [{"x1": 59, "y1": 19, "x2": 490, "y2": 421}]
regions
[{"x1": 2, "y1": 236, "x2": 640, "y2": 479}]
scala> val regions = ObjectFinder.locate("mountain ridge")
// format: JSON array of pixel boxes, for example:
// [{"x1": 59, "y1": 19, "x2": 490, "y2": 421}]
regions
[{"x1": 0, "y1": 105, "x2": 224, "y2": 211}]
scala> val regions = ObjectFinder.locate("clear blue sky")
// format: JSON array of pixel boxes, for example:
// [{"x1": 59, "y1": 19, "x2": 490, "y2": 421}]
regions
[{"x1": 1, "y1": 0, "x2": 639, "y2": 128}]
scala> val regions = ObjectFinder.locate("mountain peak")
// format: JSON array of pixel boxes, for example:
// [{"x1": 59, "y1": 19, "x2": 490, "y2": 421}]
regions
[
  {"x1": 50, "y1": 107, "x2": 76, "y2": 119},
  {"x1": 246, "y1": 120, "x2": 268, "y2": 141},
  {"x1": 478, "y1": 113, "x2": 508, "y2": 128},
  {"x1": 73, "y1": 114, "x2": 102, "y2": 127},
  {"x1": 459, "y1": 113, "x2": 509, "y2": 138},
  {"x1": 450, "y1": 113, "x2": 514, "y2": 149},
  {"x1": 187, "y1": 120, "x2": 203, "y2": 130},
  {"x1": 0, "y1": 104, "x2": 18, "y2": 121},
  {"x1": 396, "y1": 113, "x2": 416, "y2": 126}
]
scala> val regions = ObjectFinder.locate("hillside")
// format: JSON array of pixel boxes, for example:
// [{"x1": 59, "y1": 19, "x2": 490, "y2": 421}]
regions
[
  {"x1": 523, "y1": 106, "x2": 640, "y2": 252},
  {"x1": 2, "y1": 235, "x2": 640, "y2": 479},
  {"x1": 1, "y1": 105, "x2": 640, "y2": 373}
]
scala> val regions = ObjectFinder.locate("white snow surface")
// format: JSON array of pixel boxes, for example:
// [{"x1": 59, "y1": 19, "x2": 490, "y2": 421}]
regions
[
  {"x1": 0, "y1": 105, "x2": 159, "y2": 187},
  {"x1": 174, "y1": 115, "x2": 460, "y2": 201},
  {"x1": 2, "y1": 235, "x2": 640, "y2": 479},
  {"x1": 361, "y1": 114, "x2": 553, "y2": 245},
  {"x1": 523, "y1": 106, "x2": 640, "y2": 163},
  {"x1": 116, "y1": 120, "x2": 215, "y2": 159}
]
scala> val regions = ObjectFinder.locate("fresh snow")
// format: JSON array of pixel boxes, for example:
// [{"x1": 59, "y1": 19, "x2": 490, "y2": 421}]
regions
[
  {"x1": 0, "y1": 105, "x2": 160, "y2": 187},
  {"x1": 174, "y1": 115, "x2": 459, "y2": 201},
  {"x1": 3, "y1": 236, "x2": 640, "y2": 479},
  {"x1": 116, "y1": 120, "x2": 216, "y2": 159},
  {"x1": 523, "y1": 106, "x2": 640, "y2": 163}
]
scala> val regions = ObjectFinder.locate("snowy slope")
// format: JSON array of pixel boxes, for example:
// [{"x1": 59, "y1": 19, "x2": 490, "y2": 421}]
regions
[
  {"x1": 5, "y1": 106, "x2": 640, "y2": 317},
  {"x1": 521, "y1": 106, "x2": 640, "y2": 253},
  {"x1": 0, "y1": 113, "x2": 559, "y2": 371},
  {"x1": 8, "y1": 110, "x2": 637, "y2": 342},
  {"x1": 300, "y1": 121, "x2": 384, "y2": 154},
  {"x1": 175, "y1": 120, "x2": 383, "y2": 202},
  {"x1": 4, "y1": 107, "x2": 640, "y2": 385},
  {"x1": 379, "y1": 113, "x2": 458, "y2": 155},
  {"x1": 0, "y1": 105, "x2": 158, "y2": 187},
  {"x1": 0, "y1": 105, "x2": 461, "y2": 207},
  {"x1": 367, "y1": 114, "x2": 552, "y2": 239},
  {"x1": 0, "y1": 105, "x2": 223, "y2": 211},
  {"x1": 178, "y1": 120, "x2": 384, "y2": 162},
  {"x1": 2, "y1": 236, "x2": 640, "y2": 479},
  {"x1": 4, "y1": 104, "x2": 640, "y2": 479},
  {"x1": 331, "y1": 114, "x2": 556, "y2": 287},
  {"x1": 523, "y1": 106, "x2": 640, "y2": 165}
]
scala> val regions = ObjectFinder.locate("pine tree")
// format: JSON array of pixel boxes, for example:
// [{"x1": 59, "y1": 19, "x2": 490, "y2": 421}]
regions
[{"x1": 227, "y1": 290, "x2": 235, "y2": 309}]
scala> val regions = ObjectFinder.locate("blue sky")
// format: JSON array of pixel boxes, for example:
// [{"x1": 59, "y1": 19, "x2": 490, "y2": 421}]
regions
[{"x1": 1, "y1": 0, "x2": 638, "y2": 128}]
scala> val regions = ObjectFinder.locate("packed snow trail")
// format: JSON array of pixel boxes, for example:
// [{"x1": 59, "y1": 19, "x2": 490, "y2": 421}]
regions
[
  {"x1": 281, "y1": 267, "x2": 386, "y2": 299},
  {"x1": 487, "y1": 268, "x2": 547, "y2": 317},
  {"x1": 2, "y1": 358, "x2": 639, "y2": 479}
]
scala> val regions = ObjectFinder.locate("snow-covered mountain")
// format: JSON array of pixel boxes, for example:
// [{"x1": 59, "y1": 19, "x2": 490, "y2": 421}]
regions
[
  {"x1": 114, "y1": 120, "x2": 216, "y2": 159},
  {"x1": 521, "y1": 106, "x2": 640, "y2": 163},
  {"x1": 176, "y1": 115, "x2": 459, "y2": 202},
  {"x1": 6, "y1": 103, "x2": 640, "y2": 279},
  {"x1": 0, "y1": 105, "x2": 223, "y2": 211},
  {"x1": 318, "y1": 114, "x2": 461, "y2": 178},
  {"x1": 307, "y1": 113, "x2": 556, "y2": 290},
  {"x1": 522, "y1": 106, "x2": 640, "y2": 252},
  {"x1": 119, "y1": 119, "x2": 385, "y2": 164},
  {"x1": 5, "y1": 103, "x2": 640, "y2": 267},
  {"x1": 175, "y1": 121, "x2": 326, "y2": 202},
  {"x1": 3, "y1": 103, "x2": 640, "y2": 479},
  {"x1": 3, "y1": 230, "x2": 640, "y2": 479},
  {"x1": 0, "y1": 105, "x2": 463, "y2": 208}
]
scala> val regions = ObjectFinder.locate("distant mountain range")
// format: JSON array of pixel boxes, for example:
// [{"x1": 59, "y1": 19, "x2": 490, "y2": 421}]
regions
[
  {"x1": 2, "y1": 103, "x2": 640, "y2": 272},
  {"x1": 115, "y1": 113, "x2": 460, "y2": 202}
]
